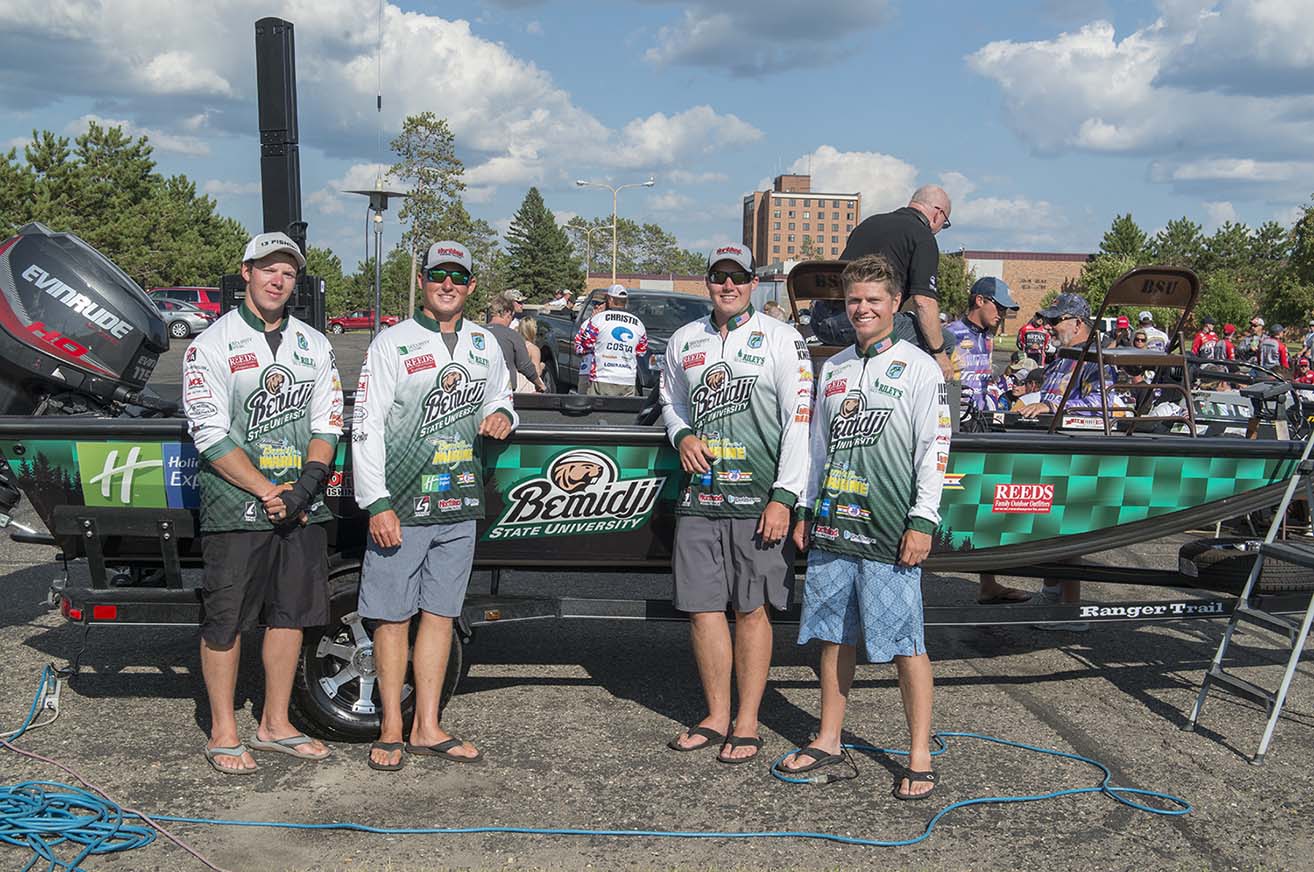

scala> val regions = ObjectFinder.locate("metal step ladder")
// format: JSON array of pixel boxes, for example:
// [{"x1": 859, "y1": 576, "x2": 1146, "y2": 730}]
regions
[{"x1": 1186, "y1": 427, "x2": 1314, "y2": 764}]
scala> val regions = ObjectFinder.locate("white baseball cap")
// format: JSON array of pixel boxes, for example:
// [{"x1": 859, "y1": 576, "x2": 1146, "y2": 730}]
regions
[
  {"x1": 707, "y1": 242, "x2": 754, "y2": 273},
  {"x1": 606, "y1": 284, "x2": 628, "y2": 299},
  {"x1": 242, "y1": 232, "x2": 305, "y2": 269},
  {"x1": 1138, "y1": 310, "x2": 1152, "y2": 322},
  {"x1": 423, "y1": 240, "x2": 473, "y2": 272}
]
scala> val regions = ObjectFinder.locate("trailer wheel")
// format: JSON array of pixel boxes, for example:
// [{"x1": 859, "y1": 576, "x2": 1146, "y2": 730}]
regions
[
  {"x1": 291, "y1": 568, "x2": 465, "y2": 741},
  {"x1": 1178, "y1": 537, "x2": 1314, "y2": 595},
  {"x1": 541, "y1": 353, "x2": 559, "y2": 394}
]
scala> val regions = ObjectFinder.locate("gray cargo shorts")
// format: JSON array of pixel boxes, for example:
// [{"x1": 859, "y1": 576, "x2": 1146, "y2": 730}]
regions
[
  {"x1": 358, "y1": 520, "x2": 476, "y2": 621},
  {"x1": 672, "y1": 515, "x2": 795, "y2": 614}
]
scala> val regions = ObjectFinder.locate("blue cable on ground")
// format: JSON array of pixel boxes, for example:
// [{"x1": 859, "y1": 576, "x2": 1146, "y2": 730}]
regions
[{"x1": 1, "y1": 669, "x2": 1192, "y2": 867}]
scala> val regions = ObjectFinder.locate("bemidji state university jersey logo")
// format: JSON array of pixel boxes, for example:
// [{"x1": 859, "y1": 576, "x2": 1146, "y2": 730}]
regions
[
  {"x1": 829, "y1": 391, "x2": 892, "y2": 452},
  {"x1": 487, "y1": 448, "x2": 665, "y2": 540},
  {"x1": 418, "y1": 363, "x2": 487, "y2": 438},
  {"x1": 690, "y1": 361, "x2": 757, "y2": 423},
  {"x1": 245, "y1": 364, "x2": 314, "y2": 440}
]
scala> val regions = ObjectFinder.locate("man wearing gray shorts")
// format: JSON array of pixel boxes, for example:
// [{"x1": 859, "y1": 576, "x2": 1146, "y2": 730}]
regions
[
  {"x1": 659, "y1": 242, "x2": 813, "y2": 763},
  {"x1": 352, "y1": 241, "x2": 517, "y2": 770}
]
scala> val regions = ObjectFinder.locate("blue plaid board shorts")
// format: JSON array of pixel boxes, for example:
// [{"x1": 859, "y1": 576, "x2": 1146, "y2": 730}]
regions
[{"x1": 797, "y1": 548, "x2": 926, "y2": 663}]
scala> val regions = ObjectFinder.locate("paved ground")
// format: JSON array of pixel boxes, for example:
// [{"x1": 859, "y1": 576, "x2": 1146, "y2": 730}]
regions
[{"x1": 1, "y1": 489, "x2": 1312, "y2": 870}]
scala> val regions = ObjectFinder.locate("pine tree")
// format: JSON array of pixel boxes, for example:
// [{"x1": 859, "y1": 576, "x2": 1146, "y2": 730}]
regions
[
  {"x1": 504, "y1": 188, "x2": 582, "y2": 300},
  {"x1": 1099, "y1": 213, "x2": 1148, "y2": 260}
]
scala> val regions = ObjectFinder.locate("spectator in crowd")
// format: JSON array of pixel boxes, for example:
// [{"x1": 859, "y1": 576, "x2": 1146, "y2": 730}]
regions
[
  {"x1": 574, "y1": 285, "x2": 648, "y2": 397},
  {"x1": 504, "y1": 289, "x2": 526, "y2": 328},
  {"x1": 1013, "y1": 365, "x2": 1047, "y2": 406},
  {"x1": 1295, "y1": 356, "x2": 1314, "y2": 385},
  {"x1": 1015, "y1": 293, "x2": 1124, "y2": 421},
  {"x1": 1192, "y1": 316, "x2": 1220, "y2": 357},
  {"x1": 840, "y1": 185, "x2": 955, "y2": 379},
  {"x1": 1259, "y1": 323, "x2": 1290, "y2": 372},
  {"x1": 995, "y1": 358, "x2": 1037, "y2": 412},
  {"x1": 1302, "y1": 320, "x2": 1314, "y2": 358},
  {"x1": 1138, "y1": 311, "x2": 1169, "y2": 352},
  {"x1": 1017, "y1": 314, "x2": 1049, "y2": 365},
  {"x1": 1104, "y1": 315, "x2": 1133, "y2": 349},
  {"x1": 544, "y1": 289, "x2": 574, "y2": 311},
  {"x1": 577, "y1": 297, "x2": 605, "y2": 392},
  {"x1": 945, "y1": 276, "x2": 1018, "y2": 412},
  {"x1": 487, "y1": 293, "x2": 545, "y2": 392},
  {"x1": 763, "y1": 299, "x2": 790, "y2": 322},
  {"x1": 517, "y1": 316, "x2": 547, "y2": 392},
  {"x1": 1238, "y1": 317, "x2": 1264, "y2": 363}
]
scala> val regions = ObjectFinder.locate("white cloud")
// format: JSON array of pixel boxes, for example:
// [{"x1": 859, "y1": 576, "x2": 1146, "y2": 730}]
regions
[
  {"x1": 1203, "y1": 200, "x2": 1239, "y2": 229},
  {"x1": 65, "y1": 114, "x2": 211, "y2": 157},
  {"x1": 650, "y1": 191, "x2": 694, "y2": 211},
  {"x1": 0, "y1": 1, "x2": 760, "y2": 202},
  {"x1": 526, "y1": 20, "x2": 542, "y2": 35},
  {"x1": 202, "y1": 179, "x2": 261, "y2": 196},
  {"x1": 644, "y1": 0, "x2": 892, "y2": 76},
  {"x1": 305, "y1": 163, "x2": 400, "y2": 217},
  {"x1": 967, "y1": 1, "x2": 1314, "y2": 207},
  {"x1": 781, "y1": 145, "x2": 918, "y2": 213},
  {"x1": 1273, "y1": 204, "x2": 1306, "y2": 226}
]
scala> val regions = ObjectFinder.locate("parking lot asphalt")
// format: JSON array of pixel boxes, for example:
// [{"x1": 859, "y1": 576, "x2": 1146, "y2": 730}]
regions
[{"x1": 1, "y1": 493, "x2": 1312, "y2": 871}]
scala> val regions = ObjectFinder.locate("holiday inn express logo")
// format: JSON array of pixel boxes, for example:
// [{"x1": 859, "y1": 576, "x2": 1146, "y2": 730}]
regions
[{"x1": 77, "y1": 442, "x2": 167, "y2": 507}]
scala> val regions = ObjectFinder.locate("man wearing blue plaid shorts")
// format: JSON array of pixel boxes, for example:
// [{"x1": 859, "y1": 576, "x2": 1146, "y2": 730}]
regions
[{"x1": 781, "y1": 254, "x2": 950, "y2": 800}]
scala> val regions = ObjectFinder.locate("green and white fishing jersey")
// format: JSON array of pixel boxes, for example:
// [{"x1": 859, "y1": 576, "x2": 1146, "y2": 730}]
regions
[
  {"x1": 660, "y1": 306, "x2": 813, "y2": 518},
  {"x1": 183, "y1": 305, "x2": 344, "y2": 533},
  {"x1": 802, "y1": 333, "x2": 950, "y2": 564},
  {"x1": 351, "y1": 311, "x2": 517, "y2": 526}
]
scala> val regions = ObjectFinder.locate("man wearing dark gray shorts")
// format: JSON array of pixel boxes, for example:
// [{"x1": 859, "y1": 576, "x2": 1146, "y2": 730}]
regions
[
  {"x1": 659, "y1": 242, "x2": 813, "y2": 763},
  {"x1": 352, "y1": 241, "x2": 517, "y2": 770}
]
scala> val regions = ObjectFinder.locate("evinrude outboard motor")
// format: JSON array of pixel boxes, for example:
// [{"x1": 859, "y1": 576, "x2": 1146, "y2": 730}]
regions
[{"x1": 0, "y1": 222, "x2": 169, "y2": 416}]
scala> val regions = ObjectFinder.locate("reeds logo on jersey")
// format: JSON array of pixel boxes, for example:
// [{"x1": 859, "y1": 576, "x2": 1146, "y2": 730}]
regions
[
  {"x1": 829, "y1": 392, "x2": 892, "y2": 451},
  {"x1": 245, "y1": 364, "x2": 314, "y2": 440},
  {"x1": 77, "y1": 442, "x2": 199, "y2": 508},
  {"x1": 486, "y1": 449, "x2": 665, "y2": 540},
  {"x1": 419, "y1": 364, "x2": 486, "y2": 438},
  {"x1": 689, "y1": 362, "x2": 757, "y2": 423}
]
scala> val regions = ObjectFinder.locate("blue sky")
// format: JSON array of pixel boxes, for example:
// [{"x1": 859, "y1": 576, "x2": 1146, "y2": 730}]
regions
[{"x1": 2, "y1": 1, "x2": 1311, "y2": 271}]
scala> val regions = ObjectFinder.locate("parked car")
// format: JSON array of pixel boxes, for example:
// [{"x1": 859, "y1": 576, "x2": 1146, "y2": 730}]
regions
[
  {"x1": 327, "y1": 309, "x2": 400, "y2": 333},
  {"x1": 153, "y1": 298, "x2": 215, "y2": 339},
  {"x1": 148, "y1": 286, "x2": 221, "y2": 316},
  {"x1": 534, "y1": 288, "x2": 711, "y2": 393}
]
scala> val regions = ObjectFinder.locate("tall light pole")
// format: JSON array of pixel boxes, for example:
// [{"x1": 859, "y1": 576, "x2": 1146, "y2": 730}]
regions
[
  {"x1": 576, "y1": 176, "x2": 655, "y2": 283},
  {"x1": 578, "y1": 224, "x2": 608, "y2": 280},
  {"x1": 345, "y1": 183, "x2": 408, "y2": 336}
]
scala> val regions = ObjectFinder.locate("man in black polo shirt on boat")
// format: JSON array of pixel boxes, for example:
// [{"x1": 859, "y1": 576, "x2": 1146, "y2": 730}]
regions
[{"x1": 840, "y1": 185, "x2": 954, "y2": 381}]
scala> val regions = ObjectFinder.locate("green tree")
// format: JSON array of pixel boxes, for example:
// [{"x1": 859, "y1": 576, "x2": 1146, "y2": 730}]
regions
[
  {"x1": 798, "y1": 235, "x2": 821, "y2": 260},
  {"x1": 635, "y1": 223, "x2": 704, "y2": 274},
  {"x1": 1196, "y1": 272, "x2": 1254, "y2": 328},
  {"x1": 504, "y1": 187, "x2": 582, "y2": 300},
  {"x1": 936, "y1": 252, "x2": 974, "y2": 321},
  {"x1": 1148, "y1": 217, "x2": 1204, "y2": 266},
  {"x1": 389, "y1": 113, "x2": 466, "y2": 254},
  {"x1": 1099, "y1": 213, "x2": 1149, "y2": 260}
]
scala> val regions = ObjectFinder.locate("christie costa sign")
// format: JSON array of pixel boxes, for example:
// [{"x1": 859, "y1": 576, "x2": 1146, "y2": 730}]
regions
[{"x1": 991, "y1": 483, "x2": 1055, "y2": 514}]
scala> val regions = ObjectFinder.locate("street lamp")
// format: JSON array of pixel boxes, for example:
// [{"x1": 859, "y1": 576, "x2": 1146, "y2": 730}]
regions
[
  {"x1": 577, "y1": 224, "x2": 609, "y2": 279},
  {"x1": 576, "y1": 176, "x2": 655, "y2": 283},
  {"x1": 345, "y1": 183, "x2": 408, "y2": 336}
]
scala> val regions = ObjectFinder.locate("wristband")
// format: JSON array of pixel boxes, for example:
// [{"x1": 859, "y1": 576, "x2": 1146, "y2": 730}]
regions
[{"x1": 926, "y1": 344, "x2": 946, "y2": 355}]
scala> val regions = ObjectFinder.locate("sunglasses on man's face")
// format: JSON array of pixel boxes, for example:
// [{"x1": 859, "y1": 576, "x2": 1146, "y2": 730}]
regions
[
  {"x1": 708, "y1": 269, "x2": 754, "y2": 285},
  {"x1": 424, "y1": 267, "x2": 471, "y2": 285}
]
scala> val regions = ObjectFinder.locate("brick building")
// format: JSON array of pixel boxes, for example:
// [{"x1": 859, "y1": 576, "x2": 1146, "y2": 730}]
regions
[
  {"x1": 743, "y1": 174, "x2": 861, "y2": 268},
  {"x1": 961, "y1": 250, "x2": 1093, "y2": 324},
  {"x1": 585, "y1": 272, "x2": 706, "y2": 296}
]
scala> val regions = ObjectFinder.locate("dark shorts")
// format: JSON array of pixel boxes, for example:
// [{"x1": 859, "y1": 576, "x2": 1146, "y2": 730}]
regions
[
  {"x1": 200, "y1": 523, "x2": 330, "y2": 648},
  {"x1": 672, "y1": 515, "x2": 795, "y2": 613}
]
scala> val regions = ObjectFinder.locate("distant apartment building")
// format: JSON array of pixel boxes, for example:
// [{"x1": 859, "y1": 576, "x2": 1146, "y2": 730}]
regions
[{"x1": 743, "y1": 174, "x2": 861, "y2": 268}]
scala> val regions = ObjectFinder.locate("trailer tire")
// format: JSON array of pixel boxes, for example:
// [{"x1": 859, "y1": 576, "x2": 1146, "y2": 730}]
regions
[
  {"x1": 291, "y1": 567, "x2": 464, "y2": 741},
  {"x1": 1177, "y1": 537, "x2": 1314, "y2": 595},
  {"x1": 541, "y1": 353, "x2": 559, "y2": 394}
]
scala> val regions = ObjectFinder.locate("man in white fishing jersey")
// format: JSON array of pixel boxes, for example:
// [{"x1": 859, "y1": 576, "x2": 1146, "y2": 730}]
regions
[
  {"x1": 574, "y1": 285, "x2": 648, "y2": 397},
  {"x1": 660, "y1": 242, "x2": 813, "y2": 764},
  {"x1": 352, "y1": 241, "x2": 517, "y2": 771},
  {"x1": 781, "y1": 254, "x2": 949, "y2": 800}
]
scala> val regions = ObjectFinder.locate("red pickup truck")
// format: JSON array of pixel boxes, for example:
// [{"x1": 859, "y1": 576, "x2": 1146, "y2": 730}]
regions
[{"x1": 327, "y1": 309, "x2": 400, "y2": 333}]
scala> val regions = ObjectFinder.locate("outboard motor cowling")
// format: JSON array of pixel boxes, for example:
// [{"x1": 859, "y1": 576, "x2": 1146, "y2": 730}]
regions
[{"x1": 0, "y1": 223, "x2": 169, "y2": 415}]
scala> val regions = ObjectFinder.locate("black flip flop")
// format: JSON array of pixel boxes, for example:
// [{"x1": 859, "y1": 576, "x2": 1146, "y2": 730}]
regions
[
  {"x1": 717, "y1": 735, "x2": 764, "y2": 765},
  {"x1": 366, "y1": 741, "x2": 405, "y2": 771},
  {"x1": 893, "y1": 768, "x2": 937, "y2": 800},
  {"x1": 775, "y1": 746, "x2": 845, "y2": 774},
  {"x1": 405, "y1": 737, "x2": 483, "y2": 763},
  {"x1": 667, "y1": 725, "x2": 726, "y2": 752}
]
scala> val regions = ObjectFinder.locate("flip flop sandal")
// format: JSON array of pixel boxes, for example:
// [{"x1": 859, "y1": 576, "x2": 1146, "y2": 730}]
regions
[
  {"x1": 405, "y1": 737, "x2": 483, "y2": 763},
  {"x1": 366, "y1": 741, "x2": 406, "y2": 772},
  {"x1": 204, "y1": 744, "x2": 257, "y2": 775},
  {"x1": 893, "y1": 769, "x2": 938, "y2": 801},
  {"x1": 667, "y1": 725, "x2": 726, "y2": 752},
  {"x1": 247, "y1": 733, "x2": 333, "y2": 761},
  {"x1": 774, "y1": 746, "x2": 845, "y2": 775},
  {"x1": 717, "y1": 735, "x2": 764, "y2": 765}
]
